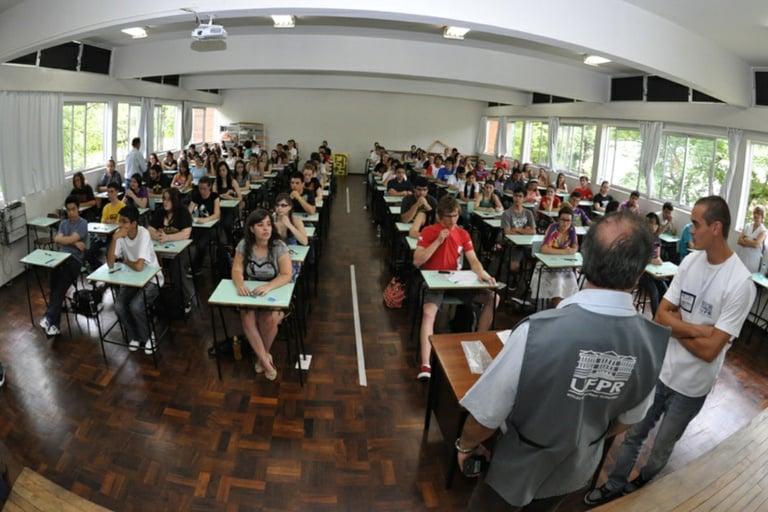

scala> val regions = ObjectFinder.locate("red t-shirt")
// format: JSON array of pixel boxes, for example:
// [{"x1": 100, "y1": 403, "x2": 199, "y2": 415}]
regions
[
  {"x1": 493, "y1": 160, "x2": 510, "y2": 170},
  {"x1": 417, "y1": 224, "x2": 474, "y2": 270},
  {"x1": 573, "y1": 186, "x2": 594, "y2": 200}
]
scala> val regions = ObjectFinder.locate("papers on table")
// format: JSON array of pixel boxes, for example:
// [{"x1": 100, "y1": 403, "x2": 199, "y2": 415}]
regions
[
  {"x1": 447, "y1": 270, "x2": 478, "y2": 284},
  {"x1": 496, "y1": 329, "x2": 512, "y2": 345}
]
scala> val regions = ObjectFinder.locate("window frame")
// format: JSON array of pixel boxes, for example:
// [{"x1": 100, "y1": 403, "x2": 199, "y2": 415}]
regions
[
  {"x1": 555, "y1": 122, "x2": 598, "y2": 177},
  {"x1": 115, "y1": 101, "x2": 142, "y2": 163},
  {"x1": 598, "y1": 123, "x2": 643, "y2": 193},
  {"x1": 152, "y1": 102, "x2": 181, "y2": 153},
  {"x1": 62, "y1": 100, "x2": 109, "y2": 175}
]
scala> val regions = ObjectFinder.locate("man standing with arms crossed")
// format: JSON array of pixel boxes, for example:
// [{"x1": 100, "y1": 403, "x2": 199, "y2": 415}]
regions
[{"x1": 586, "y1": 196, "x2": 756, "y2": 505}]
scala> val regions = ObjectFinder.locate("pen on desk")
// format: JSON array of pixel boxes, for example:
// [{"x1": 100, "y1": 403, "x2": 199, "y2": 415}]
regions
[{"x1": 44, "y1": 258, "x2": 55, "y2": 265}]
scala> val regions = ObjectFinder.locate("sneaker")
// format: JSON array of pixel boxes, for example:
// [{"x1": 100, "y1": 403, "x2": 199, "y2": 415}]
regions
[
  {"x1": 623, "y1": 475, "x2": 650, "y2": 495},
  {"x1": 417, "y1": 365, "x2": 431, "y2": 382},
  {"x1": 0, "y1": 363, "x2": 5, "y2": 387},
  {"x1": 583, "y1": 484, "x2": 624, "y2": 506},
  {"x1": 128, "y1": 340, "x2": 140, "y2": 352},
  {"x1": 254, "y1": 360, "x2": 264, "y2": 374},
  {"x1": 184, "y1": 302, "x2": 193, "y2": 315},
  {"x1": 45, "y1": 324, "x2": 60, "y2": 337},
  {"x1": 144, "y1": 339, "x2": 156, "y2": 355},
  {"x1": 38, "y1": 316, "x2": 50, "y2": 331}
]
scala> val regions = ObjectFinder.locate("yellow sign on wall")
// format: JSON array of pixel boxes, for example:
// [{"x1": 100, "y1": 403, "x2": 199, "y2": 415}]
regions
[{"x1": 333, "y1": 153, "x2": 348, "y2": 175}]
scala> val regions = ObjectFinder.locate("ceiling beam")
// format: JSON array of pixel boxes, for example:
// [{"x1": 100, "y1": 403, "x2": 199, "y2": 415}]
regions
[
  {"x1": 0, "y1": 0, "x2": 752, "y2": 105},
  {"x1": 180, "y1": 72, "x2": 531, "y2": 104}
]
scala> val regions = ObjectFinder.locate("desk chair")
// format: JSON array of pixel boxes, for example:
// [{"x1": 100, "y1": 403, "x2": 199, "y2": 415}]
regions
[{"x1": 33, "y1": 213, "x2": 62, "y2": 250}]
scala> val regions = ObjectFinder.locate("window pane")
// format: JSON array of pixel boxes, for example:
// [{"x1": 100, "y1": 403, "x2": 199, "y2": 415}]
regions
[
  {"x1": 153, "y1": 104, "x2": 180, "y2": 151},
  {"x1": 204, "y1": 107, "x2": 217, "y2": 142},
  {"x1": 746, "y1": 143, "x2": 768, "y2": 225},
  {"x1": 529, "y1": 121, "x2": 549, "y2": 165},
  {"x1": 556, "y1": 124, "x2": 596, "y2": 176},
  {"x1": 72, "y1": 104, "x2": 86, "y2": 171},
  {"x1": 604, "y1": 127, "x2": 641, "y2": 191},
  {"x1": 484, "y1": 119, "x2": 499, "y2": 155},
  {"x1": 85, "y1": 102, "x2": 106, "y2": 169},
  {"x1": 504, "y1": 121, "x2": 524, "y2": 159},
  {"x1": 714, "y1": 138, "x2": 729, "y2": 196},
  {"x1": 681, "y1": 137, "x2": 715, "y2": 206},
  {"x1": 63, "y1": 104, "x2": 73, "y2": 173},
  {"x1": 192, "y1": 108, "x2": 205, "y2": 144},
  {"x1": 653, "y1": 134, "x2": 686, "y2": 202}
]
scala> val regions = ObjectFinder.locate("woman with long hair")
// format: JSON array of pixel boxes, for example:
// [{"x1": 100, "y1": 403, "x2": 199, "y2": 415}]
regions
[
  {"x1": 69, "y1": 171, "x2": 96, "y2": 208},
  {"x1": 213, "y1": 161, "x2": 242, "y2": 201},
  {"x1": 272, "y1": 192, "x2": 308, "y2": 246},
  {"x1": 232, "y1": 209, "x2": 292, "y2": 381},
  {"x1": 233, "y1": 160, "x2": 250, "y2": 189},
  {"x1": 124, "y1": 173, "x2": 149, "y2": 208},
  {"x1": 172, "y1": 159, "x2": 193, "y2": 191}
]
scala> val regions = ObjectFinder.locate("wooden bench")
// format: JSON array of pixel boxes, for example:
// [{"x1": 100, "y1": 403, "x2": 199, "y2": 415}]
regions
[
  {"x1": 2, "y1": 467, "x2": 111, "y2": 512},
  {"x1": 593, "y1": 408, "x2": 768, "y2": 511}
]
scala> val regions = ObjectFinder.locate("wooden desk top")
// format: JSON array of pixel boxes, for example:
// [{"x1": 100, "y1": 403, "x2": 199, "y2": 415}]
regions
[
  {"x1": 430, "y1": 331, "x2": 503, "y2": 401},
  {"x1": 593, "y1": 407, "x2": 768, "y2": 511}
]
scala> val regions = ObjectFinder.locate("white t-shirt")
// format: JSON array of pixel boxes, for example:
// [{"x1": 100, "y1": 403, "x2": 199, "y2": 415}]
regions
[
  {"x1": 288, "y1": 147, "x2": 298, "y2": 161},
  {"x1": 659, "y1": 251, "x2": 755, "y2": 397},
  {"x1": 736, "y1": 222, "x2": 766, "y2": 273},
  {"x1": 114, "y1": 226, "x2": 164, "y2": 287}
]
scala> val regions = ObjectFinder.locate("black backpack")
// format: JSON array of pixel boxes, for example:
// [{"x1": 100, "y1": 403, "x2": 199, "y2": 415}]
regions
[{"x1": 71, "y1": 286, "x2": 105, "y2": 317}]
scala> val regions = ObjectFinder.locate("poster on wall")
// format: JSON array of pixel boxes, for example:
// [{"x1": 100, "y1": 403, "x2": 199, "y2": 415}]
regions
[{"x1": 333, "y1": 153, "x2": 348, "y2": 175}]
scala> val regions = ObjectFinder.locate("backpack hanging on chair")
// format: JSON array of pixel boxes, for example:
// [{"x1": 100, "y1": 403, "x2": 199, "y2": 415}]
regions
[{"x1": 383, "y1": 277, "x2": 406, "y2": 309}]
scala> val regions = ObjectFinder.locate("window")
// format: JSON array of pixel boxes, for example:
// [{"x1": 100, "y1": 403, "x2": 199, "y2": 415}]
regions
[
  {"x1": 116, "y1": 102, "x2": 141, "y2": 161},
  {"x1": 484, "y1": 119, "x2": 499, "y2": 155},
  {"x1": 505, "y1": 120, "x2": 524, "y2": 160},
  {"x1": 744, "y1": 142, "x2": 768, "y2": 225},
  {"x1": 528, "y1": 121, "x2": 549, "y2": 165},
  {"x1": 652, "y1": 133, "x2": 728, "y2": 207},
  {"x1": 153, "y1": 104, "x2": 180, "y2": 152},
  {"x1": 601, "y1": 127, "x2": 642, "y2": 192},
  {"x1": 62, "y1": 102, "x2": 108, "y2": 173},
  {"x1": 191, "y1": 106, "x2": 220, "y2": 145},
  {"x1": 556, "y1": 124, "x2": 597, "y2": 176}
]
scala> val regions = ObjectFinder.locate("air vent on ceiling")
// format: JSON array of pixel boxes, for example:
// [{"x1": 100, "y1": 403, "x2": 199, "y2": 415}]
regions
[
  {"x1": 39, "y1": 42, "x2": 80, "y2": 71},
  {"x1": 80, "y1": 44, "x2": 111, "y2": 75},
  {"x1": 610, "y1": 76, "x2": 644, "y2": 101},
  {"x1": 646, "y1": 76, "x2": 689, "y2": 102}
]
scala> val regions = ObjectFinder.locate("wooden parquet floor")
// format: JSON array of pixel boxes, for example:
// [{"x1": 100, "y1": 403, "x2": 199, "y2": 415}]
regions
[{"x1": 0, "y1": 176, "x2": 767, "y2": 511}]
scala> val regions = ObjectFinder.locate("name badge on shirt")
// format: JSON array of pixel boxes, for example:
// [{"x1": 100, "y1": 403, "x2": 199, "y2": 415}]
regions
[{"x1": 680, "y1": 291, "x2": 696, "y2": 313}]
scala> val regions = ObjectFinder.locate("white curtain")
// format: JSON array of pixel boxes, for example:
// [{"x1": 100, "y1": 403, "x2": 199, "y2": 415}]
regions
[
  {"x1": 547, "y1": 116, "x2": 559, "y2": 169},
  {"x1": 0, "y1": 92, "x2": 64, "y2": 202},
  {"x1": 639, "y1": 121, "x2": 663, "y2": 194},
  {"x1": 476, "y1": 116, "x2": 488, "y2": 155},
  {"x1": 182, "y1": 101, "x2": 193, "y2": 150},
  {"x1": 721, "y1": 128, "x2": 743, "y2": 199},
  {"x1": 496, "y1": 117, "x2": 508, "y2": 157},
  {"x1": 138, "y1": 97, "x2": 153, "y2": 157}
]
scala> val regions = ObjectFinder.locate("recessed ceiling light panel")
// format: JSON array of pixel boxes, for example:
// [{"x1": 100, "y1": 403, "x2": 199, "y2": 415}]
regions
[
  {"x1": 584, "y1": 55, "x2": 611, "y2": 66},
  {"x1": 443, "y1": 26, "x2": 470, "y2": 40},
  {"x1": 271, "y1": 15, "x2": 295, "y2": 28},
  {"x1": 121, "y1": 27, "x2": 148, "y2": 39}
]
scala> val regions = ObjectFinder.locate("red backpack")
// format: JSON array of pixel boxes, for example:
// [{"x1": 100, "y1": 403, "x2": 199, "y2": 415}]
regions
[{"x1": 383, "y1": 277, "x2": 406, "y2": 309}]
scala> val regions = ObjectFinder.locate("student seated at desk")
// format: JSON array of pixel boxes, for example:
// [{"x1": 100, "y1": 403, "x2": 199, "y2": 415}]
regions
[
  {"x1": 38, "y1": 195, "x2": 88, "y2": 337},
  {"x1": 301, "y1": 162, "x2": 324, "y2": 204},
  {"x1": 213, "y1": 162, "x2": 242, "y2": 201},
  {"x1": 246, "y1": 153, "x2": 261, "y2": 180},
  {"x1": 86, "y1": 182, "x2": 125, "y2": 268},
  {"x1": 530, "y1": 206, "x2": 579, "y2": 307},
  {"x1": 386, "y1": 165, "x2": 413, "y2": 196},
  {"x1": 98, "y1": 158, "x2": 122, "y2": 193},
  {"x1": 474, "y1": 159, "x2": 489, "y2": 181},
  {"x1": 446, "y1": 167, "x2": 466, "y2": 191},
  {"x1": 736, "y1": 206, "x2": 766, "y2": 273},
  {"x1": 124, "y1": 174, "x2": 149, "y2": 209},
  {"x1": 566, "y1": 191, "x2": 592, "y2": 226},
  {"x1": 459, "y1": 171, "x2": 481, "y2": 202},
  {"x1": 592, "y1": 181, "x2": 614, "y2": 213},
  {"x1": 69, "y1": 172, "x2": 96, "y2": 210},
  {"x1": 436, "y1": 157, "x2": 456, "y2": 182},
  {"x1": 657, "y1": 201, "x2": 677, "y2": 236},
  {"x1": 190, "y1": 155, "x2": 206, "y2": 185},
  {"x1": 554, "y1": 173, "x2": 568, "y2": 194},
  {"x1": 639, "y1": 213, "x2": 669, "y2": 316},
  {"x1": 108, "y1": 204, "x2": 163, "y2": 355},
  {"x1": 426, "y1": 155, "x2": 443, "y2": 177},
  {"x1": 475, "y1": 180, "x2": 503, "y2": 212},
  {"x1": 149, "y1": 188, "x2": 194, "y2": 313},
  {"x1": 171, "y1": 160, "x2": 193, "y2": 192},
  {"x1": 402, "y1": 176, "x2": 438, "y2": 238},
  {"x1": 232, "y1": 160, "x2": 249, "y2": 189},
  {"x1": 162, "y1": 150, "x2": 177, "y2": 171},
  {"x1": 233, "y1": 209, "x2": 293, "y2": 381},
  {"x1": 188, "y1": 177, "x2": 221, "y2": 276},
  {"x1": 605, "y1": 200, "x2": 620, "y2": 215},
  {"x1": 146, "y1": 164, "x2": 169, "y2": 197},
  {"x1": 502, "y1": 190, "x2": 536, "y2": 278},
  {"x1": 503, "y1": 168, "x2": 525, "y2": 195},
  {"x1": 413, "y1": 195, "x2": 498, "y2": 381},
  {"x1": 621, "y1": 190, "x2": 641, "y2": 214},
  {"x1": 524, "y1": 179, "x2": 541, "y2": 204},
  {"x1": 572, "y1": 175, "x2": 594, "y2": 200},
  {"x1": 536, "y1": 167, "x2": 550, "y2": 188},
  {"x1": 289, "y1": 171, "x2": 317, "y2": 215},
  {"x1": 273, "y1": 193, "x2": 308, "y2": 246},
  {"x1": 539, "y1": 185, "x2": 561, "y2": 212}
]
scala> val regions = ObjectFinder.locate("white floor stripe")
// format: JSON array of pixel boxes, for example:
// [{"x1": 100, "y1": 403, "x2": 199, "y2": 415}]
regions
[
  {"x1": 346, "y1": 186, "x2": 351, "y2": 214},
  {"x1": 350, "y1": 264, "x2": 367, "y2": 386}
]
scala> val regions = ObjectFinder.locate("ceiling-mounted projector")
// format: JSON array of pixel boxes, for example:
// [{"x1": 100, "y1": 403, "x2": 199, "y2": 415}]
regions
[{"x1": 191, "y1": 16, "x2": 227, "y2": 41}]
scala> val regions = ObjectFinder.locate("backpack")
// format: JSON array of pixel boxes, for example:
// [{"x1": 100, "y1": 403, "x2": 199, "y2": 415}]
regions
[
  {"x1": 71, "y1": 286, "x2": 105, "y2": 317},
  {"x1": 383, "y1": 277, "x2": 406, "y2": 309}
]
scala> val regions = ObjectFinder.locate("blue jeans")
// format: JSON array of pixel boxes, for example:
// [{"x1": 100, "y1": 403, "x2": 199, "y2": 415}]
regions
[
  {"x1": 604, "y1": 380, "x2": 706, "y2": 491},
  {"x1": 114, "y1": 283, "x2": 160, "y2": 343}
]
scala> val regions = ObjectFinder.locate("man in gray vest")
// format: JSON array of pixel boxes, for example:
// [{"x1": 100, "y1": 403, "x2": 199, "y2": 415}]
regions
[{"x1": 456, "y1": 211, "x2": 670, "y2": 511}]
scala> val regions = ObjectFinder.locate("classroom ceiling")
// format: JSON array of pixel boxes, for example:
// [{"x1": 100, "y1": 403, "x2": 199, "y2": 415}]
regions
[{"x1": 0, "y1": 1, "x2": 759, "y2": 106}]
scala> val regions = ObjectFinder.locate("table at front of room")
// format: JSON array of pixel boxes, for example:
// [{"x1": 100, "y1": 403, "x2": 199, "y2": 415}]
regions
[
  {"x1": 410, "y1": 270, "x2": 504, "y2": 346},
  {"x1": 86, "y1": 263, "x2": 165, "y2": 367},
  {"x1": 207, "y1": 280, "x2": 306, "y2": 382},
  {"x1": 424, "y1": 331, "x2": 503, "y2": 488},
  {"x1": 19, "y1": 249, "x2": 71, "y2": 326},
  {"x1": 531, "y1": 252, "x2": 584, "y2": 311}
]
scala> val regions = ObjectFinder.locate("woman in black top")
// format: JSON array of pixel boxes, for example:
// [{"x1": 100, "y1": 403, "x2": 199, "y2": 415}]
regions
[
  {"x1": 162, "y1": 151, "x2": 177, "y2": 171},
  {"x1": 70, "y1": 171, "x2": 96, "y2": 208}
]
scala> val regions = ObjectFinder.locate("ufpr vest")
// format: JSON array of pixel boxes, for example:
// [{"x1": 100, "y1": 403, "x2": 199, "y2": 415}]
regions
[{"x1": 486, "y1": 304, "x2": 669, "y2": 506}]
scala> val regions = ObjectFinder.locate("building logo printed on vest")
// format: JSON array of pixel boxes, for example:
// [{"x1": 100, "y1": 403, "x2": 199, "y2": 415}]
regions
[{"x1": 568, "y1": 350, "x2": 636, "y2": 400}]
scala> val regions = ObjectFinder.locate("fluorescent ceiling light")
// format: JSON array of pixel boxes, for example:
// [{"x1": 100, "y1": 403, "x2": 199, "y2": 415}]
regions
[
  {"x1": 271, "y1": 15, "x2": 295, "y2": 28},
  {"x1": 443, "y1": 26, "x2": 470, "y2": 40},
  {"x1": 584, "y1": 55, "x2": 611, "y2": 66},
  {"x1": 121, "y1": 27, "x2": 148, "y2": 39}
]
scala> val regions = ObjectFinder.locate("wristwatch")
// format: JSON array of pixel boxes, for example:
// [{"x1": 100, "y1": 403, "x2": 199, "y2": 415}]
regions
[{"x1": 455, "y1": 437, "x2": 476, "y2": 454}]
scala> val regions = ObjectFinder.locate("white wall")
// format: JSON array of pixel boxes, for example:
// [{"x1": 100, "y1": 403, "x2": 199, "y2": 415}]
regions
[{"x1": 218, "y1": 88, "x2": 486, "y2": 173}]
